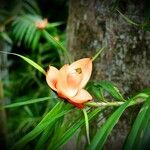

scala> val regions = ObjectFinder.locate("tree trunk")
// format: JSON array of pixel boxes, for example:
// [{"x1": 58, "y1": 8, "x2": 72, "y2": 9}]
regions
[
  {"x1": 0, "y1": 41, "x2": 9, "y2": 149},
  {"x1": 67, "y1": 0, "x2": 150, "y2": 149}
]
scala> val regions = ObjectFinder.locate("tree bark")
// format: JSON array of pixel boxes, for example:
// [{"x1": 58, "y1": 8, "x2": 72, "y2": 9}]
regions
[{"x1": 67, "y1": 0, "x2": 150, "y2": 149}]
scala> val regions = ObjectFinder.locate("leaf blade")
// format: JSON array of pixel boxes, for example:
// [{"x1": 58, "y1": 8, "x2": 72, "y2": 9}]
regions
[
  {"x1": 88, "y1": 100, "x2": 131, "y2": 150},
  {"x1": 124, "y1": 96, "x2": 150, "y2": 150},
  {"x1": 50, "y1": 108, "x2": 101, "y2": 150},
  {"x1": 4, "y1": 97, "x2": 52, "y2": 108},
  {"x1": 12, "y1": 102, "x2": 73, "y2": 149}
]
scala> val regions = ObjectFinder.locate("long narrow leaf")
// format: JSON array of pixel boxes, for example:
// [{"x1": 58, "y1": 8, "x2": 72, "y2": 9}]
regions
[
  {"x1": 12, "y1": 102, "x2": 73, "y2": 149},
  {"x1": 42, "y1": 30, "x2": 72, "y2": 63},
  {"x1": 83, "y1": 109, "x2": 90, "y2": 144},
  {"x1": 124, "y1": 96, "x2": 150, "y2": 150},
  {"x1": 24, "y1": 24, "x2": 36, "y2": 46},
  {"x1": 42, "y1": 30, "x2": 67, "y2": 53},
  {"x1": 3, "y1": 97, "x2": 52, "y2": 108},
  {"x1": 50, "y1": 108, "x2": 101, "y2": 150},
  {"x1": 35, "y1": 121, "x2": 55, "y2": 150},
  {"x1": 32, "y1": 30, "x2": 41, "y2": 50},
  {"x1": 0, "y1": 51, "x2": 46, "y2": 75},
  {"x1": 88, "y1": 100, "x2": 131, "y2": 150},
  {"x1": 116, "y1": 9, "x2": 139, "y2": 26},
  {"x1": 98, "y1": 80, "x2": 125, "y2": 101}
]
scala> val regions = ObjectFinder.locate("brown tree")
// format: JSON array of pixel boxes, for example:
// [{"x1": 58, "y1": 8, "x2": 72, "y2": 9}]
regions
[{"x1": 67, "y1": 0, "x2": 150, "y2": 149}]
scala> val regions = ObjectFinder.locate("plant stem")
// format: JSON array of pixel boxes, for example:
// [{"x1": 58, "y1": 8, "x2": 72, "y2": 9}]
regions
[
  {"x1": 83, "y1": 109, "x2": 90, "y2": 145},
  {"x1": 92, "y1": 46, "x2": 106, "y2": 62},
  {"x1": 42, "y1": 30, "x2": 72, "y2": 63},
  {"x1": 86, "y1": 98, "x2": 145, "y2": 107}
]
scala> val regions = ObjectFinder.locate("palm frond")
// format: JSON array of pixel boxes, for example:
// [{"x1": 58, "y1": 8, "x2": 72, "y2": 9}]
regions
[
  {"x1": 12, "y1": 15, "x2": 42, "y2": 49},
  {"x1": 22, "y1": 0, "x2": 41, "y2": 15}
]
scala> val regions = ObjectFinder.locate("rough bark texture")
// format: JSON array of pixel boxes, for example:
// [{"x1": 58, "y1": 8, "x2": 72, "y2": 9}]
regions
[{"x1": 67, "y1": 0, "x2": 150, "y2": 149}]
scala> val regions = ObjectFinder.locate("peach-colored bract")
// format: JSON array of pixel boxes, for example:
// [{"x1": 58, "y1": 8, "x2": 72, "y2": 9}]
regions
[
  {"x1": 46, "y1": 58, "x2": 92, "y2": 108},
  {"x1": 36, "y1": 18, "x2": 48, "y2": 29}
]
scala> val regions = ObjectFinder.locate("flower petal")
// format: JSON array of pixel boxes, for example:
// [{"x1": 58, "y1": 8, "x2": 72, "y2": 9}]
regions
[
  {"x1": 67, "y1": 67, "x2": 83, "y2": 90},
  {"x1": 69, "y1": 58, "x2": 92, "y2": 88},
  {"x1": 67, "y1": 100, "x2": 84, "y2": 109},
  {"x1": 69, "y1": 89, "x2": 92, "y2": 104},
  {"x1": 56, "y1": 64, "x2": 78, "y2": 98},
  {"x1": 46, "y1": 66, "x2": 59, "y2": 91}
]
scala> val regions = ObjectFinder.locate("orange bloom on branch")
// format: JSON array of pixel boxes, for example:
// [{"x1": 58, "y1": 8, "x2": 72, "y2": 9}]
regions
[
  {"x1": 46, "y1": 58, "x2": 92, "y2": 108},
  {"x1": 36, "y1": 18, "x2": 48, "y2": 29}
]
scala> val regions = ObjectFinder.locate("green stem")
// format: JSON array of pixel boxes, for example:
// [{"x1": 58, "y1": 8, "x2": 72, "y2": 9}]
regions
[
  {"x1": 92, "y1": 46, "x2": 106, "y2": 61},
  {"x1": 42, "y1": 30, "x2": 72, "y2": 63},
  {"x1": 83, "y1": 109, "x2": 90, "y2": 145},
  {"x1": 86, "y1": 98, "x2": 145, "y2": 107}
]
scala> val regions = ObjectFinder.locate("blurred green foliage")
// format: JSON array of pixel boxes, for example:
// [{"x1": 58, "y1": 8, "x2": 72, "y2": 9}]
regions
[{"x1": 0, "y1": 0, "x2": 68, "y2": 147}]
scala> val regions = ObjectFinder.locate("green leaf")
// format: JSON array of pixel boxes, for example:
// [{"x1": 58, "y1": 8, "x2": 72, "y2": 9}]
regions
[
  {"x1": 124, "y1": 96, "x2": 150, "y2": 150},
  {"x1": 88, "y1": 100, "x2": 131, "y2": 150},
  {"x1": 12, "y1": 102, "x2": 73, "y2": 149},
  {"x1": 83, "y1": 109, "x2": 90, "y2": 144},
  {"x1": 23, "y1": 2, "x2": 38, "y2": 14},
  {"x1": 87, "y1": 85, "x2": 105, "y2": 102},
  {"x1": 32, "y1": 30, "x2": 41, "y2": 50},
  {"x1": 0, "y1": 52, "x2": 46, "y2": 75},
  {"x1": 116, "y1": 9, "x2": 139, "y2": 26},
  {"x1": 17, "y1": 53, "x2": 46, "y2": 74},
  {"x1": 46, "y1": 22, "x2": 63, "y2": 29},
  {"x1": 17, "y1": 22, "x2": 29, "y2": 42},
  {"x1": 42, "y1": 30, "x2": 67, "y2": 53},
  {"x1": 35, "y1": 122, "x2": 55, "y2": 150},
  {"x1": 12, "y1": 21, "x2": 25, "y2": 41},
  {"x1": 98, "y1": 80, "x2": 124, "y2": 101},
  {"x1": 42, "y1": 30, "x2": 72, "y2": 63},
  {"x1": 49, "y1": 108, "x2": 101, "y2": 150},
  {"x1": 24, "y1": 24, "x2": 36, "y2": 47},
  {"x1": 23, "y1": 0, "x2": 41, "y2": 14},
  {"x1": 3, "y1": 97, "x2": 52, "y2": 108},
  {"x1": 12, "y1": 15, "x2": 43, "y2": 49}
]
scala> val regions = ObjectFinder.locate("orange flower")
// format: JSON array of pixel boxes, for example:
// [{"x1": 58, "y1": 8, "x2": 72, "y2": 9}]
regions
[
  {"x1": 36, "y1": 18, "x2": 48, "y2": 29},
  {"x1": 46, "y1": 58, "x2": 92, "y2": 108}
]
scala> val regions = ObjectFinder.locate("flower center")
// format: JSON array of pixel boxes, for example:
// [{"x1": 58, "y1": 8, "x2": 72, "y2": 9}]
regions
[{"x1": 75, "y1": 68, "x2": 82, "y2": 74}]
